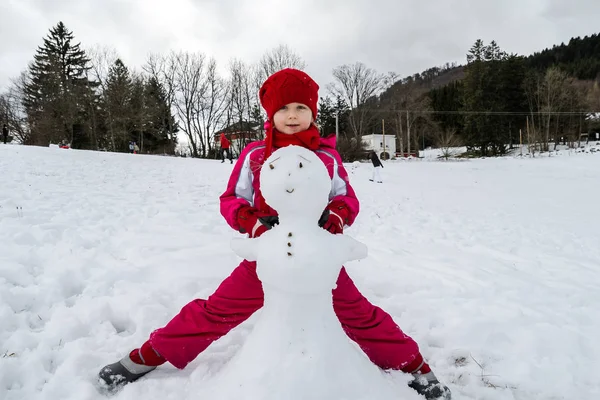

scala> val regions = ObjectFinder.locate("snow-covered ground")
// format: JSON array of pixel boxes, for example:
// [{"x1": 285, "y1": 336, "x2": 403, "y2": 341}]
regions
[
  {"x1": 418, "y1": 142, "x2": 600, "y2": 160},
  {"x1": 1, "y1": 144, "x2": 599, "y2": 400}
]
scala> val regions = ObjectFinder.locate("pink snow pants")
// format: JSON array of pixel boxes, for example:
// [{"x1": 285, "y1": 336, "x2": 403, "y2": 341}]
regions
[{"x1": 149, "y1": 260, "x2": 419, "y2": 370}]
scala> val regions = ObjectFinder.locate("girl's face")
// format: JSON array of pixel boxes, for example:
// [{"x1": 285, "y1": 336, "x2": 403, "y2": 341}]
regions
[{"x1": 272, "y1": 102, "x2": 313, "y2": 135}]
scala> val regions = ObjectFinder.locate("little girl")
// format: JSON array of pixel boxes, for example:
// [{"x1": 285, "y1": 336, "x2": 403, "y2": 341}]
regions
[{"x1": 98, "y1": 68, "x2": 451, "y2": 400}]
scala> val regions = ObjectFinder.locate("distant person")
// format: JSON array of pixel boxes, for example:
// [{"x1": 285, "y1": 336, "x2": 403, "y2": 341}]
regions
[
  {"x1": 2, "y1": 124, "x2": 8, "y2": 144},
  {"x1": 220, "y1": 132, "x2": 233, "y2": 164},
  {"x1": 128, "y1": 142, "x2": 134, "y2": 153},
  {"x1": 134, "y1": 142, "x2": 139, "y2": 154},
  {"x1": 369, "y1": 150, "x2": 383, "y2": 183}
]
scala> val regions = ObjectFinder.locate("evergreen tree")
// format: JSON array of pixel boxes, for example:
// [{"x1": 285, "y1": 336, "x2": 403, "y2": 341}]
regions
[
  {"x1": 142, "y1": 77, "x2": 178, "y2": 154},
  {"x1": 528, "y1": 33, "x2": 600, "y2": 80},
  {"x1": 23, "y1": 21, "x2": 96, "y2": 146},
  {"x1": 429, "y1": 80, "x2": 464, "y2": 135},
  {"x1": 466, "y1": 39, "x2": 486, "y2": 63},
  {"x1": 463, "y1": 40, "x2": 494, "y2": 154},
  {"x1": 316, "y1": 95, "x2": 350, "y2": 137},
  {"x1": 497, "y1": 55, "x2": 528, "y2": 148},
  {"x1": 484, "y1": 40, "x2": 507, "y2": 61},
  {"x1": 316, "y1": 96, "x2": 336, "y2": 135},
  {"x1": 462, "y1": 40, "x2": 526, "y2": 155},
  {"x1": 103, "y1": 58, "x2": 134, "y2": 151}
]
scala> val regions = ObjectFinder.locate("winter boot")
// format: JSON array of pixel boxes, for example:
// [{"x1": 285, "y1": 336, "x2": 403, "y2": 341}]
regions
[
  {"x1": 408, "y1": 371, "x2": 451, "y2": 400},
  {"x1": 98, "y1": 341, "x2": 165, "y2": 391}
]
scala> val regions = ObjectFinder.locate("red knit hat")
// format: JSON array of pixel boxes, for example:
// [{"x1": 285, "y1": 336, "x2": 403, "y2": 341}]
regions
[{"x1": 259, "y1": 68, "x2": 319, "y2": 121}]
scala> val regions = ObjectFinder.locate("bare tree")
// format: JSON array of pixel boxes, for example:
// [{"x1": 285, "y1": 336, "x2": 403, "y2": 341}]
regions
[
  {"x1": 588, "y1": 81, "x2": 600, "y2": 112},
  {"x1": 540, "y1": 68, "x2": 570, "y2": 151},
  {"x1": 225, "y1": 58, "x2": 259, "y2": 155},
  {"x1": 395, "y1": 111, "x2": 404, "y2": 156},
  {"x1": 1, "y1": 72, "x2": 31, "y2": 144},
  {"x1": 525, "y1": 115, "x2": 542, "y2": 157},
  {"x1": 405, "y1": 107, "x2": 433, "y2": 156},
  {"x1": 196, "y1": 57, "x2": 229, "y2": 157},
  {"x1": 434, "y1": 128, "x2": 462, "y2": 160},
  {"x1": 144, "y1": 52, "x2": 177, "y2": 145},
  {"x1": 256, "y1": 44, "x2": 306, "y2": 85},
  {"x1": 167, "y1": 51, "x2": 206, "y2": 157},
  {"x1": 381, "y1": 77, "x2": 433, "y2": 156},
  {"x1": 88, "y1": 45, "x2": 119, "y2": 149},
  {"x1": 158, "y1": 52, "x2": 228, "y2": 158},
  {"x1": 249, "y1": 45, "x2": 306, "y2": 126},
  {"x1": 525, "y1": 67, "x2": 579, "y2": 152},
  {"x1": 329, "y1": 62, "x2": 383, "y2": 137},
  {"x1": 382, "y1": 71, "x2": 400, "y2": 89},
  {"x1": 87, "y1": 45, "x2": 118, "y2": 90},
  {"x1": 228, "y1": 59, "x2": 253, "y2": 123}
]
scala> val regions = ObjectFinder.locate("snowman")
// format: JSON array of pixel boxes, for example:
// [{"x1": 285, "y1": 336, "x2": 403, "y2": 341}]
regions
[{"x1": 205, "y1": 145, "x2": 404, "y2": 400}]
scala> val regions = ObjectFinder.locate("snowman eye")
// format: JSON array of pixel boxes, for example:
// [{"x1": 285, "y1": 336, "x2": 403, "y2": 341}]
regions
[
  {"x1": 267, "y1": 157, "x2": 280, "y2": 170},
  {"x1": 299, "y1": 162, "x2": 303, "y2": 168}
]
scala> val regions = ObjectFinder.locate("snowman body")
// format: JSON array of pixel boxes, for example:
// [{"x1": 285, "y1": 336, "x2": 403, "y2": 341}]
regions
[{"x1": 210, "y1": 146, "x2": 401, "y2": 400}]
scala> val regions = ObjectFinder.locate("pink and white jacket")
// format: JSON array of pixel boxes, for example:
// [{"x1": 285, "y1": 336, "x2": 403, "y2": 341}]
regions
[{"x1": 219, "y1": 135, "x2": 359, "y2": 231}]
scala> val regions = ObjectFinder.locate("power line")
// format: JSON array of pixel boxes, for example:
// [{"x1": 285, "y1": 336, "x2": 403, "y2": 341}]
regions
[{"x1": 353, "y1": 109, "x2": 600, "y2": 116}]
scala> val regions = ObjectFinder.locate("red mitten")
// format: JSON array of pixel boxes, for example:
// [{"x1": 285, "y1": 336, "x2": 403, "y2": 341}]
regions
[
  {"x1": 237, "y1": 206, "x2": 277, "y2": 238},
  {"x1": 319, "y1": 201, "x2": 350, "y2": 234}
]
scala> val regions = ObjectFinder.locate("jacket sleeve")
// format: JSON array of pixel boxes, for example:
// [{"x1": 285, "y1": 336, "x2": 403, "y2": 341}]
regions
[
  {"x1": 219, "y1": 143, "x2": 260, "y2": 231},
  {"x1": 319, "y1": 148, "x2": 360, "y2": 227}
]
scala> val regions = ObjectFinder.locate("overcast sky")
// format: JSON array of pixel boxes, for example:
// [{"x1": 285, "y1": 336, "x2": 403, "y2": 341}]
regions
[{"x1": 1, "y1": 0, "x2": 599, "y2": 94}]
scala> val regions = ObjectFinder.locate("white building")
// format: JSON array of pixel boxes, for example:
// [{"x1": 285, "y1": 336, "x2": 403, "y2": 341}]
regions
[{"x1": 361, "y1": 134, "x2": 396, "y2": 158}]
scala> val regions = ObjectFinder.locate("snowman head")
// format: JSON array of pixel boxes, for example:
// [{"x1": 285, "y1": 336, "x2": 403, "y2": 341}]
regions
[{"x1": 260, "y1": 145, "x2": 331, "y2": 222}]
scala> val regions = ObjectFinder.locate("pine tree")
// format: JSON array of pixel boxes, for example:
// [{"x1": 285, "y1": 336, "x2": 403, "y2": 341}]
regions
[
  {"x1": 103, "y1": 58, "x2": 134, "y2": 151},
  {"x1": 527, "y1": 33, "x2": 600, "y2": 80},
  {"x1": 142, "y1": 77, "x2": 178, "y2": 154},
  {"x1": 316, "y1": 95, "x2": 350, "y2": 137},
  {"x1": 463, "y1": 40, "x2": 490, "y2": 154},
  {"x1": 429, "y1": 80, "x2": 464, "y2": 135},
  {"x1": 23, "y1": 21, "x2": 95, "y2": 146},
  {"x1": 497, "y1": 55, "x2": 528, "y2": 148},
  {"x1": 462, "y1": 40, "x2": 519, "y2": 155},
  {"x1": 466, "y1": 39, "x2": 485, "y2": 63},
  {"x1": 484, "y1": 41, "x2": 507, "y2": 61},
  {"x1": 317, "y1": 96, "x2": 336, "y2": 136}
]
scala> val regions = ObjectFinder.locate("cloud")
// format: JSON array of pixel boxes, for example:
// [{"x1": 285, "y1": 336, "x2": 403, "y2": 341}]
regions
[{"x1": 1, "y1": 0, "x2": 599, "y2": 95}]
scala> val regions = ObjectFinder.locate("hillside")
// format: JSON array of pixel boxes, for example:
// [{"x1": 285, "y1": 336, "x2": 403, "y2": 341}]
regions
[{"x1": 382, "y1": 32, "x2": 600, "y2": 100}]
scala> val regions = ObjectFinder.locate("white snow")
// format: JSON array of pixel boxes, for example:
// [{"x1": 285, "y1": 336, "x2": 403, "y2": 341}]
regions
[
  {"x1": 1, "y1": 144, "x2": 599, "y2": 400},
  {"x1": 417, "y1": 142, "x2": 600, "y2": 160}
]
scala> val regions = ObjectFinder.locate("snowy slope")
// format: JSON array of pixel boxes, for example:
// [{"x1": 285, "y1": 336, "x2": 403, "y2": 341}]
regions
[{"x1": 1, "y1": 144, "x2": 599, "y2": 400}]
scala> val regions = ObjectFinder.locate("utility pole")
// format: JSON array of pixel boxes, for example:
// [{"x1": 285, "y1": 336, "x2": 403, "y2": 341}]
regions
[
  {"x1": 335, "y1": 112, "x2": 339, "y2": 146},
  {"x1": 382, "y1": 119, "x2": 385, "y2": 158},
  {"x1": 406, "y1": 110, "x2": 411, "y2": 156},
  {"x1": 519, "y1": 128, "x2": 523, "y2": 156}
]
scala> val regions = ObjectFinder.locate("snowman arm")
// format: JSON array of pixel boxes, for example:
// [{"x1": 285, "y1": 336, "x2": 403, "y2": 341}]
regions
[
  {"x1": 230, "y1": 237, "x2": 260, "y2": 261},
  {"x1": 332, "y1": 235, "x2": 368, "y2": 263}
]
